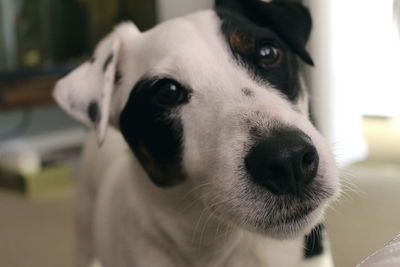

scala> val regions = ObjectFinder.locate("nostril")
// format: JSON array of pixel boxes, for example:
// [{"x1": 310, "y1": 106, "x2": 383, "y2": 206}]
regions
[
  {"x1": 299, "y1": 147, "x2": 319, "y2": 184},
  {"x1": 302, "y1": 150, "x2": 317, "y2": 168}
]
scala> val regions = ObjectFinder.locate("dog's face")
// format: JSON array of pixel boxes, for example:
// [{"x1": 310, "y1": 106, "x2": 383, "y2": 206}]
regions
[{"x1": 54, "y1": 0, "x2": 339, "y2": 239}]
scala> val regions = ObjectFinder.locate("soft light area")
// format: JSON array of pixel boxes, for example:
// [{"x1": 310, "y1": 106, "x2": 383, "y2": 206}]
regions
[{"x1": 330, "y1": 0, "x2": 400, "y2": 117}]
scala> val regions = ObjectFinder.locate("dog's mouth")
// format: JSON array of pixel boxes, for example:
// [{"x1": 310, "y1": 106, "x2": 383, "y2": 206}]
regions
[
  {"x1": 211, "y1": 190, "x2": 326, "y2": 238},
  {"x1": 211, "y1": 179, "x2": 333, "y2": 238},
  {"x1": 246, "y1": 199, "x2": 324, "y2": 239},
  {"x1": 267, "y1": 187, "x2": 330, "y2": 225},
  {"x1": 270, "y1": 204, "x2": 316, "y2": 225}
]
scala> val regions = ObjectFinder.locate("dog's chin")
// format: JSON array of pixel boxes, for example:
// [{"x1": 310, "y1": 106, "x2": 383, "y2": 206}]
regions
[
  {"x1": 254, "y1": 207, "x2": 325, "y2": 240},
  {"x1": 217, "y1": 201, "x2": 326, "y2": 240}
]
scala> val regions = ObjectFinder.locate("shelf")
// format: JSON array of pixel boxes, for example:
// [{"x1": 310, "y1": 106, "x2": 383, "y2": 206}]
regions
[{"x1": 0, "y1": 72, "x2": 68, "y2": 110}]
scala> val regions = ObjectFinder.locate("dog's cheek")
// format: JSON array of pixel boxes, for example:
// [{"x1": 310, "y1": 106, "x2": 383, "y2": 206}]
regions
[
  {"x1": 135, "y1": 142, "x2": 186, "y2": 187},
  {"x1": 120, "y1": 122, "x2": 186, "y2": 187}
]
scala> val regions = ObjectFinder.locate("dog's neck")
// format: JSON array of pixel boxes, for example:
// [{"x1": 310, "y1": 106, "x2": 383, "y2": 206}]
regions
[{"x1": 128, "y1": 155, "x2": 304, "y2": 267}]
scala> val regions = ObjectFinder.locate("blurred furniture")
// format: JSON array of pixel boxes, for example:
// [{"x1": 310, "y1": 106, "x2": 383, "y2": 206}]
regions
[
  {"x1": 327, "y1": 162, "x2": 400, "y2": 267},
  {"x1": 0, "y1": 0, "x2": 156, "y2": 111},
  {"x1": 326, "y1": 117, "x2": 400, "y2": 267},
  {"x1": 0, "y1": 189, "x2": 74, "y2": 267},
  {"x1": 0, "y1": 71, "x2": 67, "y2": 110}
]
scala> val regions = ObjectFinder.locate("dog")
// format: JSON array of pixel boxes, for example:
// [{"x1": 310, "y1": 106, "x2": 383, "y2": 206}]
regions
[{"x1": 54, "y1": 0, "x2": 339, "y2": 266}]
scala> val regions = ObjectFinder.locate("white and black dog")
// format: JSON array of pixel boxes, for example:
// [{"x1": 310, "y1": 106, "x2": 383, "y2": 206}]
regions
[{"x1": 54, "y1": 0, "x2": 339, "y2": 266}]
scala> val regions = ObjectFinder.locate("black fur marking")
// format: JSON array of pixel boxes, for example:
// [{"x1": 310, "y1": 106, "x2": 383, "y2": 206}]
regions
[
  {"x1": 87, "y1": 101, "x2": 100, "y2": 123},
  {"x1": 242, "y1": 88, "x2": 254, "y2": 97},
  {"x1": 215, "y1": 0, "x2": 313, "y2": 65},
  {"x1": 115, "y1": 70, "x2": 122, "y2": 84},
  {"x1": 89, "y1": 56, "x2": 96, "y2": 64},
  {"x1": 119, "y1": 77, "x2": 190, "y2": 187},
  {"x1": 217, "y1": 9, "x2": 302, "y2": 101},
  {"x1": 103, "y1": 53, "x2": 114, "y2": 72},
  {"x1": 304, "y1": 224, "x2": 324, "y2": 259}
]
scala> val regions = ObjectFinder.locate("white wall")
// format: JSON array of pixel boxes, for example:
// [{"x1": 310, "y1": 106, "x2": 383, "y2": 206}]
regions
[{"x1": 304, "y1": 0, "x2": 368, "y2": 167}]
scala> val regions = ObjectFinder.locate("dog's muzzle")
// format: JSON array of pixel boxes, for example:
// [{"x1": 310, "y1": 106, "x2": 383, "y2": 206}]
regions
[{"x1": 245, "y1": 128, "x2": 319, "y2": 196}]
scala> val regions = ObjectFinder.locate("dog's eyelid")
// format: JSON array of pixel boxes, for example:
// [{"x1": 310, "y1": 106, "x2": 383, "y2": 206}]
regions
[
  {"x1": 146, "y1": 76, "x2": 193, "y2": 93},
  {"x1": 133, "y1": 77, "x2": 192, "y2": 107},
  {"x1": 148, "y1": 78, "x2": 161, "y2": 88},
  {"x1": 257, "y1": 37, "x2": 278, "y2": 45}
]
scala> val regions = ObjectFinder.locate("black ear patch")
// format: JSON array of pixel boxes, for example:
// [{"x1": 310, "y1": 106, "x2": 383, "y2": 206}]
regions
[
  {"x1": 215, "y1": 0, "x2": 314, "y2": 65},
  {"x1": 103, "y1": 53, "x2": 114, "y2": 72},
  {"x1": 87, "y1": 101, "x2": 100, "y2": 123}
]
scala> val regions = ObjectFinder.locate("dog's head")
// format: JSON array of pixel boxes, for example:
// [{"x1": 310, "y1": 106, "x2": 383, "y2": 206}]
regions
[{"x1": 54, "y1": 0, "x2": 339, "y2": 238}]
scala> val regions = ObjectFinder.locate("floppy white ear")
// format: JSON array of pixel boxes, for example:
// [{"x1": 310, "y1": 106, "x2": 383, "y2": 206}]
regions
[{"x1": 53, "y1": 22, "x2": 139, "y2": 144}]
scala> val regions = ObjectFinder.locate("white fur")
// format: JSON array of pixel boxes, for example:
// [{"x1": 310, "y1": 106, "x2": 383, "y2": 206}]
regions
[{"x1": 54, "y1": 10, "x2": 339, "y2": 267}]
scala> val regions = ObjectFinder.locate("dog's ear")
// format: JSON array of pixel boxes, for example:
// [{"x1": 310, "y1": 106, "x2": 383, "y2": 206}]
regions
[
  {"x1": 215, "y1": 0, "x2": 314, "y2": 65},
  {"x1": 53, "y1": 22, "x2": 140, "y2": 144}
]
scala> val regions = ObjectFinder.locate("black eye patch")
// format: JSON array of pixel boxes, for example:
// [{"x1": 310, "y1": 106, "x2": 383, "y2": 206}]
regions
[
  {"x1": 218, "y1": 11, "x2": 301, "y2": 101},
  {"x1": 119, "y1": 77, "x2": 191, "y2": 187},
  {"x1": 215, "y1": 0, "x2": 314, "y2": 65}
]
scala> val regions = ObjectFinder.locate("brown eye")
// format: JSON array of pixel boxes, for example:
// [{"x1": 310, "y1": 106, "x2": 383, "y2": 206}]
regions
[
  {"x1": 257, "y1": 44, "x2": 280, "y2": 67},
  {"x1": 153, "y1": 79, "x2": 186, "y2": 107}
]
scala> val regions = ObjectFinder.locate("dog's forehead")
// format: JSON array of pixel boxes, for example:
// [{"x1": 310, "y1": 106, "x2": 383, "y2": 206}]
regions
[
  {"x1": 146, "y1": 11, "x2": 220, "y2": 49},
  {"x1": 119, "y1": 10, "x2": 250, "y2": 94},
  {"x1": 142, "y1": 10, "x2": 235, "y2": 80}
]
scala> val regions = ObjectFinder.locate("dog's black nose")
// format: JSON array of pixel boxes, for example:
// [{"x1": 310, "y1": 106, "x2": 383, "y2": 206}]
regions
[{"x1": 245, "y1": 128, "x2": 319, "y2": 195}]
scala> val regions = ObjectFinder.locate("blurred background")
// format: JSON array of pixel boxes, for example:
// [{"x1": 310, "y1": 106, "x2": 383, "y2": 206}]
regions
[{"x1": 0, "y1": 0, "x2": 399, "y2": 267}]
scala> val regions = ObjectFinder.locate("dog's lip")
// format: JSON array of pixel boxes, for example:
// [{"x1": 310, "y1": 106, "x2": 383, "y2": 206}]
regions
[{"x1": 272, "y1": 204, "x2": 316, "y2": 225}]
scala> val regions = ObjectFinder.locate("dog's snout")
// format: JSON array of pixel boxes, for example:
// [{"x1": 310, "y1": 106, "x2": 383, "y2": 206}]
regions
[{"x1": 245, "y1": 128, "x2": 319, "y2": 195}]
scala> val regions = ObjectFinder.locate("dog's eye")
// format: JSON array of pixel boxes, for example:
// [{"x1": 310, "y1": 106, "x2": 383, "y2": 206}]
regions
[
  {"x1": 257, "y1": 44, "x2": 280, "y2": 67},
  {"x1": 153, "y1": 79, "x2": 186, "y2": 107}
]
